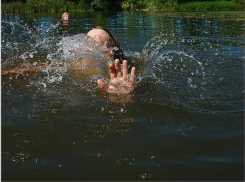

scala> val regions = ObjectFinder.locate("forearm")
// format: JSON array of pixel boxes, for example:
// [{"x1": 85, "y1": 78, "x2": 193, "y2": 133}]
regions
[{"x1": 1, "y1": 62, "x2": 64, "y2": 76}]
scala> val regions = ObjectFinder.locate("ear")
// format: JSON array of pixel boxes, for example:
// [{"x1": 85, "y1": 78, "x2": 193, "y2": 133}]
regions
[{"x1": 107, "y1": 51, "x2": 114, "y2": 57}]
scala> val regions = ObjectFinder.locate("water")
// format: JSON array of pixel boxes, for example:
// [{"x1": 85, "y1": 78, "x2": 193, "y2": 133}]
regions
[{"x1": 1, "y1": 11, "x2": 244, "y2": 181}]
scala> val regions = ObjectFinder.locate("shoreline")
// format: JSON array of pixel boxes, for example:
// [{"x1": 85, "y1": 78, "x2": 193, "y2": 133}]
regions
[{"x1": 1, "y1": 1, "x2": 244, "y2": 14}]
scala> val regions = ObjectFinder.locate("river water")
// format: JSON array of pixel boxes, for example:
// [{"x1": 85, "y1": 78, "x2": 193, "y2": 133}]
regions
[{"x1": 1, "y1": 11, "x2": 244, "y2": 181}]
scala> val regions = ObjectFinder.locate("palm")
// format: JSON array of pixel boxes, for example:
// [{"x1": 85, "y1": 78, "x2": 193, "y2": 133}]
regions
[{"x1": 97, "y1": 59, "x2": 136, "y2": 94}]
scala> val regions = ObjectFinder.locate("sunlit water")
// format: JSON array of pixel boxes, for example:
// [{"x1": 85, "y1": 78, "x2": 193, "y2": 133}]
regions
[{"x1": 1, "y1": 11, "x2": 244, "y2": 181}]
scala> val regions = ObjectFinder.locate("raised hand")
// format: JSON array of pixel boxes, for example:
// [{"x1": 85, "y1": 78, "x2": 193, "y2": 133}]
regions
[{"x1": 97, "y1": 59, "x2": 136, "y2": 94}]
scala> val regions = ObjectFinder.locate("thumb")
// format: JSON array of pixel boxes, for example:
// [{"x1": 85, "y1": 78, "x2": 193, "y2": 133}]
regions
[{"x1": 97, "y1": 79, "x2": 108, "y2": 91}]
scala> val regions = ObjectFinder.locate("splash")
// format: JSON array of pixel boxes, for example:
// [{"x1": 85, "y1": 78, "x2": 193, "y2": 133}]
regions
[
  {"x1": 139, "y1": 33, "x2": 244, "y2": 113},
  {"x1": 1, "y1": 19, "x2": 111, "y2": 91},
  {"x1": 1, "y1": 19, "x2": 62, "y2": 70},
  {"x1": 61, "y1": 33, "x2": 112, "y2": 67},
  {"x1": 1, "y1": 18, "x2": 243, "y2": 113}
]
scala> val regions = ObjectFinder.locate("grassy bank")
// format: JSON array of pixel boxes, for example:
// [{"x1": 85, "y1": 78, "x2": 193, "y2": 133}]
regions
[
  {"x1": 121, "y1": 0, "x2": 244, "y2": 11},
  {"x1": 179, "y1": 1, "x2": 244, "y2": 11},
  {"x1": 1, "y1": 0, "x2": 244, "y2": 14},
  {"x1": 1, "y1": 0, "x2": 94, "y2": 13}
]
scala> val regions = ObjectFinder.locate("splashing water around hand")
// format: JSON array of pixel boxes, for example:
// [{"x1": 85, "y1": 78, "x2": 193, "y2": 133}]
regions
[{"x1": 1, "y1": 19, "x2": 244, "y2": 113}]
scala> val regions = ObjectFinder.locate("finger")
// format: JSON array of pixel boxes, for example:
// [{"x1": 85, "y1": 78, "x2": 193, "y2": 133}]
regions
[
  {"x1": 123, "y1": 60, "x2": 128, "y2": 80},
  {"x1": 114, "y1": 59, "x2": 122, "y2": 77},
  {"x1": 97, "y1": 79, "x2": 108, "y2": 91},
  {"x1": 109, "y1": 64, "x2": 117, "y2": 79},
  {"x1": 130, "y1": 67, "x2": 136, "y2": 83},
  {"x1": 131, "y1": 67, "x2": 136, "y2": 76}
]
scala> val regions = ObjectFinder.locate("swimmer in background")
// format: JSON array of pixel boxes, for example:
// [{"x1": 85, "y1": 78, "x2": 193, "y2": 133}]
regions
[
  {"x1": 2, "y1": 26, "x2": 136, "y2": 95},
  {"x1": 61, "y1": 12, "x2": 70, "y2": 37},
  {"x1": 62, "y1": 12, "x2": 70, "y2": 20}
]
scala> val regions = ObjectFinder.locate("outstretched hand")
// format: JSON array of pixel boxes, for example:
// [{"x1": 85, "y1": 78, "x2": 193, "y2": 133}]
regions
[{"x1": 97, "y1": 59, "x2": 136, "y2": 94}]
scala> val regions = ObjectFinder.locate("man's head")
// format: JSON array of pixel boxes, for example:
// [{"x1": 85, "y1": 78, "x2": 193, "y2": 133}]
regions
[{"x1": 87, "y1": 26, "x2": 124, "y2": 63}]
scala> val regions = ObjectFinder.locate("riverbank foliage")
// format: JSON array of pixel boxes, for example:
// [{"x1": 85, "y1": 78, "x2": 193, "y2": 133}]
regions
[{"x1": 1, "y1": 0, "x2": 244, "y2": 13}]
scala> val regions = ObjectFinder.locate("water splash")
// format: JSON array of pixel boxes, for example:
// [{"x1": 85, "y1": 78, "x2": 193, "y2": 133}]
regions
[
  {"x1": 1, "y1": 19, "x2": 243, "y2": 113},
  {"x1": 1, "y1": 19, "x2": 111, "y2": 91},
  {"x1": 1, "y1": 19, "x2": 61, "y2": 69},
  {"x1": 61, "y1": 33, "x2": 112, "y2": 67},
  {"x1": 139, "y1": 33, "x2": 244, "y2": 113}
]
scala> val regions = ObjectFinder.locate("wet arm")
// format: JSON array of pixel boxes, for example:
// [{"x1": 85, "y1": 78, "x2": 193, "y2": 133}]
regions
[{"x1": 1, "y1": 62, "x2": 64, "y2": 76}]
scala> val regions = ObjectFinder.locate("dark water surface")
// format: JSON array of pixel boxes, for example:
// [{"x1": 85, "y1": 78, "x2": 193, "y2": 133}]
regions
[{"x1": 1, "y1": 11, "x2": 244, "y2": 181}]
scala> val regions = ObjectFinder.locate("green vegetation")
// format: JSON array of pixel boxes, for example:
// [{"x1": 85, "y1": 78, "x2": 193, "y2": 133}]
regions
[
  {"x1": 121, "y1": 0, "x2": 244, "y2": 11},
  {"x1": 179, "y1": 0, "x2": 244, "y2": 11},
  {"x1": 1, "y1": 0, "x2": 244, "y2": 13}
]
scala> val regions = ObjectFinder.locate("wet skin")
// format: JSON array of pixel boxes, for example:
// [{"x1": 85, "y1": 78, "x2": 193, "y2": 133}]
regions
[{"x1": 87, "y1": 29, "x2": 136, "y2": 94}]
